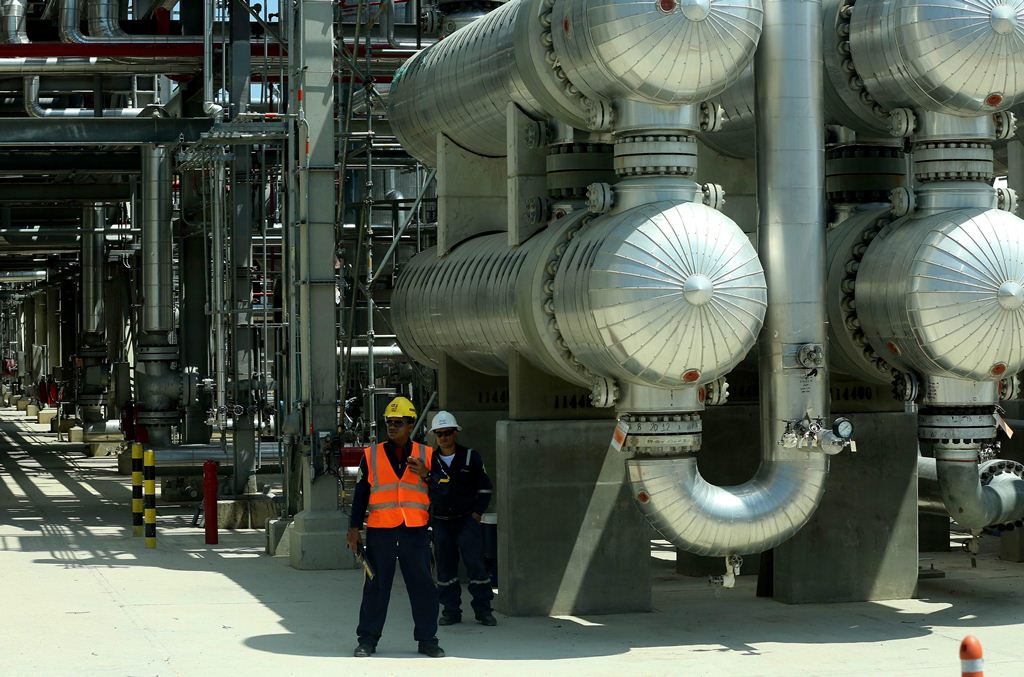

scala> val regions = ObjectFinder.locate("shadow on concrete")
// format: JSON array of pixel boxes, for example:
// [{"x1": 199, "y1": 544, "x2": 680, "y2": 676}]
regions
[{"x1": 4, "y1": 409, "x2": 1024, "y2": 662}]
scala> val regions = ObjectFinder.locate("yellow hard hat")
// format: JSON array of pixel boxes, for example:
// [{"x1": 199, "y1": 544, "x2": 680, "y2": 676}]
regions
[{"x1": 384, "y1": 396, "x2": 417, "y2": 419}]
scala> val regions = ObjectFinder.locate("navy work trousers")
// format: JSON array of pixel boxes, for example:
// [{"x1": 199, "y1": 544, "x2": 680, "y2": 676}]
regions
[
  {"x1": 356, "y1": 525, "x2": 439, "y2": 647},
  {"x1": 433, "y1": 516, "x2": 493, "y2": 618}
]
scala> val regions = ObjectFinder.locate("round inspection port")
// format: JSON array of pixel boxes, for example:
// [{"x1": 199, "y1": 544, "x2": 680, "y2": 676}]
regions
[
  {"x1": 637, "y1": 491, "x2": 651, "y2": 504},
  {"x1": 986, "y1": 92, "x2": 1005, "y2": 107},
  {"x1": 656, "y1": 0, "x2": 677, "y2": 14},
  {"x1": 991, "y1": 362, "x2": 1008, "y2": 377},
  {"x1": 682, "y1": 369, "x2": 702, "y2": 383},
  {"x1": 886, "y1": 341, "x2": 902, "y2": 357}
]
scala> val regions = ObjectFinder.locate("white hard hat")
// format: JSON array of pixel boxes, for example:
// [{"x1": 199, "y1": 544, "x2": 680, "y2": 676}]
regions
[{"x1": 429, "y1": 410, "x2": 462, "y2": 432}]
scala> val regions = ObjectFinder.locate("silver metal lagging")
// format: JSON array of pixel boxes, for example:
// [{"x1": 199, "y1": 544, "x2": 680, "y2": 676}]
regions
[
  {"x1": 137, "y1": 145, "x2": 181, "y2": 447},
  {"x1": 627, "y1": 0, "x2": 830, "y2": 557},
  {"x1": 394, "y1": 200, "x2": 766, "y2": 390},
  {"x1": 388, "y1": 0, "x2": 762, "y2": 164}
]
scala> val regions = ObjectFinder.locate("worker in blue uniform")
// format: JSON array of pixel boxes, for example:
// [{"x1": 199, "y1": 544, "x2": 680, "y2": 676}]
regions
[
  {"x1": 427, "y1": 410, "x2": 497, "y2": 626},
  {"x1": 347, "y1": 396, "x2": 445, "y2": 658}
]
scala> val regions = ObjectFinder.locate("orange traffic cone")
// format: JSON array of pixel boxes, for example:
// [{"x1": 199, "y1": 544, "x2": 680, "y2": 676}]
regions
[{"x1": 960, "y1": 635, "x2": 984, "y2": 677}]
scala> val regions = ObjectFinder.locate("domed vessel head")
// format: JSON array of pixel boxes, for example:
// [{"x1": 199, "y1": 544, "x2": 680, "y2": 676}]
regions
[{"x1": 855, "y1": 208, "x2": 1024, "y2": 381}]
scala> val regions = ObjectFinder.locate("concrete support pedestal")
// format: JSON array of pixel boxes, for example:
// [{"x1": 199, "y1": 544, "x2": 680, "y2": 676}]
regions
[
  {"x1": 25, "y1": 404, "x2": 39, "y2": 417},
  {"x1": 289, "y1": 465, "x2": 347, "y2": 569},
  {"x1": 919, "y1": 514, "x2": 951, "y2": 553},
  {"x1": 496, "y1": 419, "x2": 651, "y2": 616},
  {"x1": 37, "y1": 409, "x2": 56, "y2": 426},
  {"x1": 1001, "y1": 530, "x2": 1024, "y2": 563},
  {"x1": 772, "y1": 412, "x2": 919, "y2": 603},
  {"x1": 216, "y1": 496, "x2": 277, "y2": 529}
]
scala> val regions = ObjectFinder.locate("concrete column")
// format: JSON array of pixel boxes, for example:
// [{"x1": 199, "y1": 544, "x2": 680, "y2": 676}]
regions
[
  {"x1": 496, "y1": 420, "x2": 651, "y2": 615},
  {"x1": 287, "y1": 0, "x2": 345, "y2": 569},
  {"x1": 772, "y1": 412, "x2": 919, "y2": 603}
]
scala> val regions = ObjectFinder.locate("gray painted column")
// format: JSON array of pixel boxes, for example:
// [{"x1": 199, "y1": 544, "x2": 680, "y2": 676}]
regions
[
  {"x1": 59, "y1": 280, "x2": 77, "y2": 370},
  {"x1": 228, "y1": 0, "x2": 258, "y2": 495},
  {"x1": 21, "y1": 296, "x2": 34, "y2": 380},
  {"x1": 179, "y1": 230, "x2": 212, "y2": 444},
  {"x1": 45, "y1": 286, "x2": 59, "y2": 382},
  {"x1": 33, "y1": 289, "x2": 47, "y2": 382},
  {"x1": 288, "y1": 0, "x2": 345, "y2": 569}
]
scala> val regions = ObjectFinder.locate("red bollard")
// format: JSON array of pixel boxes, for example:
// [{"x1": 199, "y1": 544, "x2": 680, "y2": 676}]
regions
[
  {"x1": 203, "y1": 460, "x2": 219, "y2": 545},
  {"x1": 960, "y1": 635, "x2": 984, "y2": 677}
]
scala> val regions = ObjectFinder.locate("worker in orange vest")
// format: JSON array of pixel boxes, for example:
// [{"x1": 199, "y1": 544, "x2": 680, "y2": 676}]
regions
[{"x1": 347, "y1": 396, "x2": 444, "y2": 658}]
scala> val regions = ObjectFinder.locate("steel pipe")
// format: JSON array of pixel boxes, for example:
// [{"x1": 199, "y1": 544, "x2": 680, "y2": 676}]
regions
[
  {"x1": 630, "y1": 0, "x2": 829, "y2": 557},
  {"x1": 933, "y1": 444, "x2": 1024, "y2": 529},
  {"x1": 0, "y1": 57, "x2": 199, "y2": 74},
  {"x1": 81, "y1": 204, "x2": 105, "y2": 337},
  {"x1": 1, "y1": 0, "x2": 28, "y2": 44},
  {"x1": 141, "y1": 145, "x2": 173, "y2": 333},
  {"x1": 62, "y1": 0, "x2": 202, "y2": 43},
  {"x1": 23, "y1": 76, "x2": 144, "y2": 117},
  {"x1": 0, "y1": 270, "x2": 45, "y2": 282}
]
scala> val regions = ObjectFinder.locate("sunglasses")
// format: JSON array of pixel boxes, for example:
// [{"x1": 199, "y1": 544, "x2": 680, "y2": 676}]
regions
[
  {"x1": 385, "y1": 419, "x2": 409, "y2": 428},
  {"x1": 434, "y1": 429, "x2": 456, "y2": 437}
]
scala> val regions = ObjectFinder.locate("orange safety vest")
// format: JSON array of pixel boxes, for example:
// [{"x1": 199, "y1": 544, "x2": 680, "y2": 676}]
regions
[{"x1": 365, "y1": 442, "x2": 433, "y2": 528}]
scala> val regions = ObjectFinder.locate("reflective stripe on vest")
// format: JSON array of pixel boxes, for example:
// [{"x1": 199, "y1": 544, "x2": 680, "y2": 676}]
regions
[{"x1": 366, "y1": 442, "x2": 432, "y2": 528}]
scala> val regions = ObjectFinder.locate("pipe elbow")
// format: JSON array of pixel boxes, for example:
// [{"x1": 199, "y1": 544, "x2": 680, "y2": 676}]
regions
[
  {"x1": 936, "y1": 456, "x2": 1024, "y2": 529},
  {"x1": 627, "y1": 454, "x2": 827, "y2": 557}
]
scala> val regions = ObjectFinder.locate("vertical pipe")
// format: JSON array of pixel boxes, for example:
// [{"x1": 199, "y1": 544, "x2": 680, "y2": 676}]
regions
[
  {"x1": 132, "y1": 442, "x2": 144, "y2": 536},
  {"x1": 211, "y1": 160, "x2": 227, "y2": 420},
  {"x1": 143, "y1": 449, "x2": 156, "y2": 548},
  {"x1": 754, "y1": 0, "x2": 828, "y2": 522},
  {"x1": 141, "y1": 145, "x2": 172, "y2": 334},
  {"x1": 82, "y1": 205, "x2": 105, "y2": 337},
  {"x1": 45, "y1": 286, "x2": 59, "y2": 382},
  {"x1": 21, "y1": 296, "x2": 33, "y2": 380},
  {"x1": 33, "y1": 289, "x2": 46, "y2": 382}
]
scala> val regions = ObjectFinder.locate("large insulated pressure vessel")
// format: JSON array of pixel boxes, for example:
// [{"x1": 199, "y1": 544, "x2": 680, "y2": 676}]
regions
[
  {"x1": 855, "y1": 208, "x2": 1024, "y2": 381},
  {"x1": 848, "y1": 0, "x2": 1024, "y2": 116},
  {"x1": 392, "y1": 200, "x2": 766, "y2": 390},
  {"x1": 388, "y1": 0, "x2": 763, "y2": 165}
]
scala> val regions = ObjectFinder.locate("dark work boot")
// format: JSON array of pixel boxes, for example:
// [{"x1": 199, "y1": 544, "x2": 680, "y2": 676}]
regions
[
  {"x1": 418, "y1": 643, "x2": 446, "y2": 658},
  {"x1": 476, "y1": 612, "x2": 497, "y2": 626},
  {"x1": 353, "y1": 644, "x2": 376, "y2": 657},
  {"x1": 438, "y1": 614, "x2": 461, "y2": 626}
]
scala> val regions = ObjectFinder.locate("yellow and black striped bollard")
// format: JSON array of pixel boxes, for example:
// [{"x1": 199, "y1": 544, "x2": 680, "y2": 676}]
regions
[
  {"x1": 131, "y1": 443, "x2": 144, "y2": 537},
  {"x1": 144, "y1": 449, "x2": 156, "y2": 548}
]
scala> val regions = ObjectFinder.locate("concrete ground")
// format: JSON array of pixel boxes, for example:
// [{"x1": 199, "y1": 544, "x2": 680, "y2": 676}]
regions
[{"x1": 2, "y1": 408, "x2": 1023, "y2": 676}]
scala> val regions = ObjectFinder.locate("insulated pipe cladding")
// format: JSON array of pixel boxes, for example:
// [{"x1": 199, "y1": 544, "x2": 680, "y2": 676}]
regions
[
  {"x1": 388, "y1": 0, "x2": 763, "y2": 164},
  {"x1": 392, "y1": 0, "x2": 858, "y2": 558}
]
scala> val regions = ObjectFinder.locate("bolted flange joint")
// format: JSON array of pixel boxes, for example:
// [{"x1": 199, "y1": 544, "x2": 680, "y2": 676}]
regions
[{"x1": 586, "y1": 182, "x2": 614, "y2": 215}]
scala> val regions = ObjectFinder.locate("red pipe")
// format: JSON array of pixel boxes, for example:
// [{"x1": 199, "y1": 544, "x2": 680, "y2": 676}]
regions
[{"x1": 203, "y1": 460, "x2": 219, "y2": 545}]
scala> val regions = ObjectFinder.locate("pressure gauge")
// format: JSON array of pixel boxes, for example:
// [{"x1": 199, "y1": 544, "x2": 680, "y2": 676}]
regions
[{"x1": 832, "y1": 417, "x2": 854, "y2": 439}]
